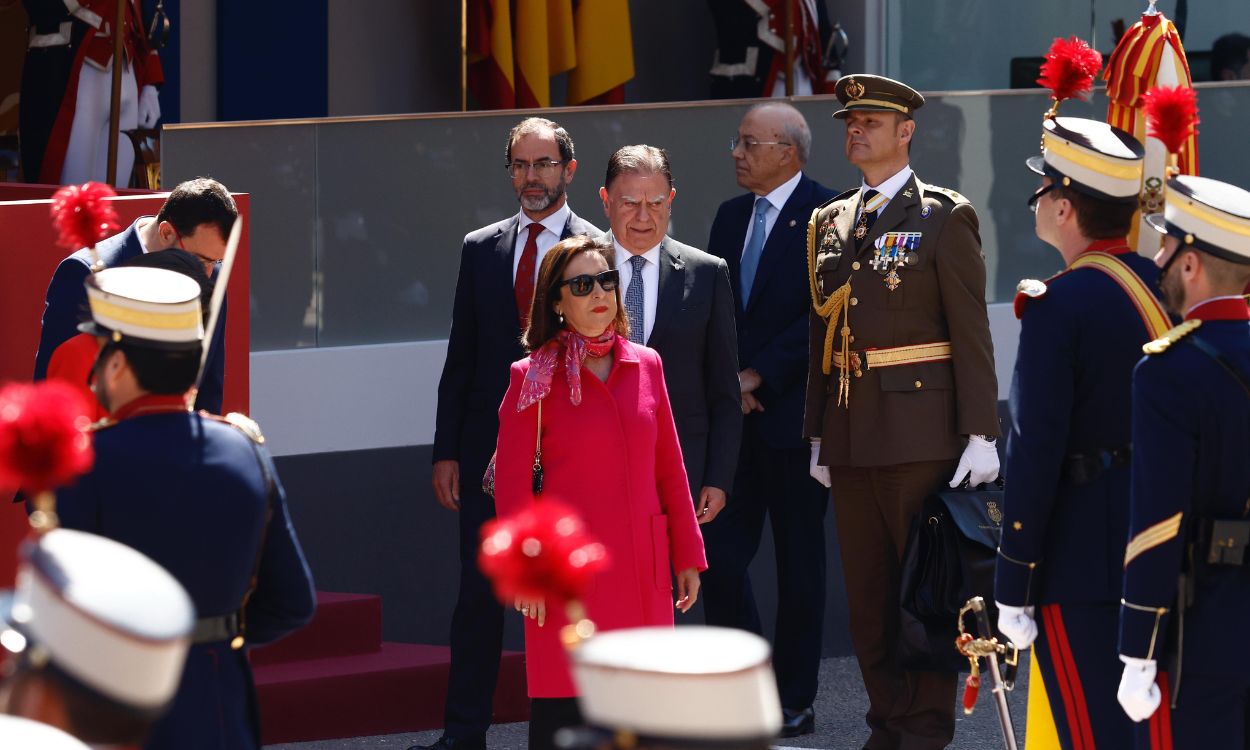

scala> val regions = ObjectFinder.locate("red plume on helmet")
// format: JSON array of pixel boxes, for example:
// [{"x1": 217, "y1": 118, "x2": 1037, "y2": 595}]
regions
[
  {"x1": 50, "y1": 182, "x2": 121, "y2": 270},
  {"x1": 0, "y1": 381, "x2": 94, "y2": 497},
  {"x1": 478, "y1": 500, "x2": 609, "y2": 605},
  {"x1": 1037, "y1": 36, "x2": 1104, "y2": 115},
  {"x1": 1143, "y1": 85, "x2": 1199, "y2": 169}
]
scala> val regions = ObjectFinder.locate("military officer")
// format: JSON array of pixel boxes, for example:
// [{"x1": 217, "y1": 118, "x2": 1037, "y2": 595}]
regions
[
  {"x1": 804, "y1": 74, "x2": 1000, "y2": 749},
  {"x1": 1, "y1": 528, "x2": 194, "y2": 747},
  {"x1": 992, "y1": 114, "x2": 1165, "y2": 749},
  {"x1": 1116, "y1": 175, "x2": 1250, "y2": 749},
  {"x1": 52, "y1": 266, "x2": 317, "y2": 749}
]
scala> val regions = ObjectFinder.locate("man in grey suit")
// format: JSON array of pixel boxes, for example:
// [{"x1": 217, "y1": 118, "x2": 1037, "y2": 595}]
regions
[
  {"x1": 600, "y1": 144, "x2": 742, "y2": 523},
  {"x1": 419, "y1": 117, "x2": 602, "y2": 750}
]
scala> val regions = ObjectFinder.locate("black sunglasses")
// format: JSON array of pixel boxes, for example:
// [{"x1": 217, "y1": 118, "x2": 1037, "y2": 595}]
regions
[
  {"x1": 1027, "y1": 182, "x2": 1059, "y2": 213},
  {"x1": 557, "y1": 269, "x2": 619, "y2": 296}
]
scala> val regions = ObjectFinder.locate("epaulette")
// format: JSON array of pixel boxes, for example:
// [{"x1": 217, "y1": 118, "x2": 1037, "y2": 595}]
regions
[
  {"x1": 87, "y1": 416, "x2": 118, "y2": 433},
  {"x1": 1012, "y1": 278, "x2": 1048, "y2": 320},
  {"x1": 202, "y1": 411, "x2": 266, "y2": 444},
  {"x1": 923, "y1": 185, "x2": 969, "y2": 204},
  {"x1": 1143, "y1": 319, "x2": 1202, "y2": 355}
]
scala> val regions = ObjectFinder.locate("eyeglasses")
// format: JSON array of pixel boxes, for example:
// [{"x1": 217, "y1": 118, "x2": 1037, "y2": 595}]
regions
[
  {"x1": 1027, "y1": 183, "x2": 1059, "y2": 213},
  {"x1": 506, "y1": 159, "x2": 567, "y2": 177},
  {"x1": 191, "y1": 252, "x2": 223, "y2": 270},
  {"x1": 557, "y1": 269, "x2": 619, "y2": 296},
  {"x1": 730, "y1": 136, "x2": 792, "y2": 152}
]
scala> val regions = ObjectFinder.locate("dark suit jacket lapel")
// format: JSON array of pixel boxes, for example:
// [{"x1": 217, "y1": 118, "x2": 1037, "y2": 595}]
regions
[
  {"x1": 857, "y1": 174, "x2": 920, "y2": 258},
  {"x1": 648, "y1": 237, "x2": 685, "y2": 347},
  {"x1": 745, "y1": 174, "x2": 813, "y2": 313},
  {"x1": 494, "y1": 216, "x2": 520, "y2": 299},
  {"x1": 721, "y1": 197, "x2": 753, "y2": 311}
]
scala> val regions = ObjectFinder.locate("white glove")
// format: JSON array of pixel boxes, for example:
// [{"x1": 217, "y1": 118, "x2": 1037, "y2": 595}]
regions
[
  {"x1": 949, "y1": 435, "x2": 1000, "y2": 488},
  {"x1": 1117, "y1": 655, "x2": 1162, "y2": 722},
  {"x1": 138, "y1": 85, "x2": 161, "y2": 129},
  {"x1": 995, "y1": 603, "x2": 1037, "y2": 649},
  {"x1": 809, "y1": 440, "x2": 831, "y2": 489}
]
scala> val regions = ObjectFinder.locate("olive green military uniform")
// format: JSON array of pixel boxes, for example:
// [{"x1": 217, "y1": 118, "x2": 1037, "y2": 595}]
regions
[{"x1": 804, "y1": 74, "x2": 999, "y2": 750}]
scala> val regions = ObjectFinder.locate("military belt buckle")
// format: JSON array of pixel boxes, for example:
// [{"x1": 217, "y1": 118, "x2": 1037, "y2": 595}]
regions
[{"x1": 849, "y1": 350, "x2": 866, "y2": 376}]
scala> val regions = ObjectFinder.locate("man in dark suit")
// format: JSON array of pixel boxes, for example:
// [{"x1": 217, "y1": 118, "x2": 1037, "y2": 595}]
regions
[
  {"x1": 600, "y1": 144, "x2": 742, "y2": 534},
  {"x1": 421, "y1": 117, "x2": 602, "y2": 750},
  {"x1": 33, "y1": 177, "x2": 236, "y2": 413},
  {"x1": 805, "y1": 75, "x2": 1000, "y2": 749},
  {"x1": 704, "y1": 103, "x2": 835, "y2": 738}
]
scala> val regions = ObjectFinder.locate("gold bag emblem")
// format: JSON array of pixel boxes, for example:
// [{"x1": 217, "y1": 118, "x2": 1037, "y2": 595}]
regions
[{"x1": 986, "y1": 501, "x2": 1003, "y2": 525}]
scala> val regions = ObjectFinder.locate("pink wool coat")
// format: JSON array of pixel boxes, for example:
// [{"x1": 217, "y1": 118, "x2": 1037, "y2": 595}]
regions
[{"x1": 493, "y1": 337, "x2": 708, "y2": 698}]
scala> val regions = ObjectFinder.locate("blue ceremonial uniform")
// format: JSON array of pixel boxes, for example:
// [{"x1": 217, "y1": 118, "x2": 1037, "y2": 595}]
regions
[
  {"x1": 1120, "y1": 297, "x2": 1250, "y2": 750},
  {"x1": 55, "y1": 396, "x2": 316, "y2": 750},
  {"x1": 995, "y1": 240, "x2": 1166, "y2": 749}
]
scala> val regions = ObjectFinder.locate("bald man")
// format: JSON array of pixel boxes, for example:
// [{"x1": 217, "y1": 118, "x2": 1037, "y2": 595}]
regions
[{"x1": 703, "y1": 102, "x2": 836, "y2": 737}]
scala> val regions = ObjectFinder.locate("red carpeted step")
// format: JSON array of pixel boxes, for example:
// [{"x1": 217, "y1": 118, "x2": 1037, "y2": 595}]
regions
[
  {"x1": 255, "y1": 644, "x2": 528, "y2": 745},
  {"x1": 250, "y1": 592, "x2": 381, "y2": 666}
]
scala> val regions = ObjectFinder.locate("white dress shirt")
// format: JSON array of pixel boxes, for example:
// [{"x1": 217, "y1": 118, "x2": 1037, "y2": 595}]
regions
[
  {"x1": 858, "y1": 164, "x2": 914, "y2": 221},
  {"x1": 511, "y1": 202, "x2": 572, "y2": 282},
  {"x1": 742, "y1": 170, "x2": 803, "y2": 258},
  {"x1": 614, "y1": 239, "x2": 662, "y2": 344}
]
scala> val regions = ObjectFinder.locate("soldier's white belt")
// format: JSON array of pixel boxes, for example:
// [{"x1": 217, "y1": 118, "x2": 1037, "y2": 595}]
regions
[{"x1": 832, "y1": 341, "x2": 952, "y2": 374}]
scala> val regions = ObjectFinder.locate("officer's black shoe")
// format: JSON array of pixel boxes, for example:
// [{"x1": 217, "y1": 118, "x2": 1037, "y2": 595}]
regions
[
  {"x1": 779, "y1": 706, "x2": 816, "y2": 738},
  {"x1": 407, "y1": 735, "x2": 487, "y2": 750}
]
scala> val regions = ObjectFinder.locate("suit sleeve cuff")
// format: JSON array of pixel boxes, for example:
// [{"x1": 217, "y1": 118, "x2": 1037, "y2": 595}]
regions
[
  {"x1": 1118, "y1": 599, "x2": 1171, "y2": 661},
  {"x1": 994, "y1": 548, "x2": 1040, "y2": 607}
]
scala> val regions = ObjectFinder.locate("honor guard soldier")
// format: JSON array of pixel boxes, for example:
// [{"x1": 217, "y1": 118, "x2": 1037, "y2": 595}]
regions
[
  {"x1": 564, "y1": 626, "x2": 783, "y2": 750},
  {"x1": 804, "y1": 73, "x2": 1000, "y2": 749},
  {"x1": 1, "y1": 528, "x2": 194, "y2": 747},
  {"x1": 1115, "y1": 175, "x2": 1250, "y2": 749},
  {"x1": 993, "y1": 115, "x2": 1166, "y2": 749},
  {"x1": 52, "y1": 266, "x2": 317, "y2": 749}
]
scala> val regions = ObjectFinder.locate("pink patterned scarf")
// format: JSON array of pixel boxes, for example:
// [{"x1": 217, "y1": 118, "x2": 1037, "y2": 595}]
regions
[{"x1": 517, "y1": 326, "x2": 618, "y2": 411}]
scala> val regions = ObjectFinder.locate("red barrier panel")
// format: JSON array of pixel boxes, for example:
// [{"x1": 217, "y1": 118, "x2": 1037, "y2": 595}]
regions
[{"x1": 0, "y1": 184, "x2": 251, "y2": 587}]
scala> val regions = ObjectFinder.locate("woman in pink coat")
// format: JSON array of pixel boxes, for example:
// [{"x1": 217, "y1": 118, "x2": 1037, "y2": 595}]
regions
[{"x1": 492, "y1": 235, "x2": 707, "y2": 750}]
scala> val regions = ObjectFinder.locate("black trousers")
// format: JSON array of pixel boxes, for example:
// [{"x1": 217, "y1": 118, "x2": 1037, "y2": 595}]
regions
[
  {"x1": 700, "y1": 423, "x2": 829, "y2": 709},
  {"x1": 528, "y1": 698, "x2": 583, "y2": 750},
  {"x1": 443, "y1": 440, "x2": 505, "y2": 739}
]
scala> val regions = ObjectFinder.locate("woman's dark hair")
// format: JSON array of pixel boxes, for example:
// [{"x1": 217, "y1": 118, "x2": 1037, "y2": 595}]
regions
[{"x1": 523, "y1": 235, "x2": 629, "y2": 351}]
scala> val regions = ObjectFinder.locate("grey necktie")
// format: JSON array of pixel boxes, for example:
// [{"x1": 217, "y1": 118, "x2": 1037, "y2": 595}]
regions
[{"x1": 625, "y1": 254, "x2": 647, "y2": 344}]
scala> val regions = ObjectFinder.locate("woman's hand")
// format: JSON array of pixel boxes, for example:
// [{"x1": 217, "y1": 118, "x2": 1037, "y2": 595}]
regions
[
  {"x1": 675, "y1": 568, "x2": 700, "y2": 613},
  {"x1": 514, "y1": 595, "x2": 546, "y2": 627}
]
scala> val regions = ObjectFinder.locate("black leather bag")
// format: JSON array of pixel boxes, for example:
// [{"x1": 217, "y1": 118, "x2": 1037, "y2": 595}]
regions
[{"x1": 897, "y1": 480, "x2": 1004, "y2": 672}]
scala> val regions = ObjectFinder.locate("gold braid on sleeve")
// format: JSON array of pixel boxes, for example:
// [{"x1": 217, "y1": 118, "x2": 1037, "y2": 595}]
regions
[{"x1": 807, "y1": 211, "x2": 853, "y2": 407}]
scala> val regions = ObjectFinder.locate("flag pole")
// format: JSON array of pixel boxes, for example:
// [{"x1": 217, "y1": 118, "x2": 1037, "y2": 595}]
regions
[
  {"x1": 106, "y1": 0, "x2": 127, "y2": 185},
  {"x1": 461, "y1": 0, "x2": 469, "y2": 111},
  {"x1": 783, "y1": 0, "x2": 795, "y2": 96}
]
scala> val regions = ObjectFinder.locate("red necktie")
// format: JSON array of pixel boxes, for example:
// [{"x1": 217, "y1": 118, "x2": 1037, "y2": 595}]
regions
[{"x1": 515, "y1": 223, "x2": 542, "y2": 326}]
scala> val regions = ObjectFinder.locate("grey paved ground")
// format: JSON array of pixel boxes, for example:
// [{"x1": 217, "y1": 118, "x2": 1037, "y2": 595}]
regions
[{"x1": 267, "y1": 654, "x2": 1030, "y2": 750}]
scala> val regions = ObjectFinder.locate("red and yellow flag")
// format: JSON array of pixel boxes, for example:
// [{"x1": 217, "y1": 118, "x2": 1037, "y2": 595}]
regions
[
  {"x1": 467, "y1": 0, "x2": 516, "y2": 109},
  {"x1": 1103, "y1": 12, "x2": 1199, "y2": 255},
  {"x1": 515, "y1": 0, "x2": 577, "y2": 108},
  {"x1": 566, "y1": 0, "x2": 634, "y2": 105}
]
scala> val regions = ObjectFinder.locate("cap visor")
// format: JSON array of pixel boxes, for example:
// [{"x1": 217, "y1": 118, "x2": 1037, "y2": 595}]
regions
[
  {"x1": 1026, "y1": 155, "x2": 1046, "y2": 176},
  {"x1": 77, "y1": 321, "x2": 109, "y2": 337},
  {"x1": 1144, "y1": 213, "x2": 1169, "y2": 235}
]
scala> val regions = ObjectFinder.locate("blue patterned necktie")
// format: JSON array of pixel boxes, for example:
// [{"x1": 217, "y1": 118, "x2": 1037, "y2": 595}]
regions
[
  {"x1": 625, "y1": 254, "x2": 647, "y2": 344},
  {"x1": 740, "y1": 197, "x2": 769, "y2": 303}
]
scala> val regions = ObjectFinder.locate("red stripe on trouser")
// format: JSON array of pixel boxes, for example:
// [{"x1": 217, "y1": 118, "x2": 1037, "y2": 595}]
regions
[
  {"x1": 1150, "y1": 675, "x2": 1173, "y2": 750},
  {"x1": 1041, "y1": 604, "x2": 1096, "y2": 749}
]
